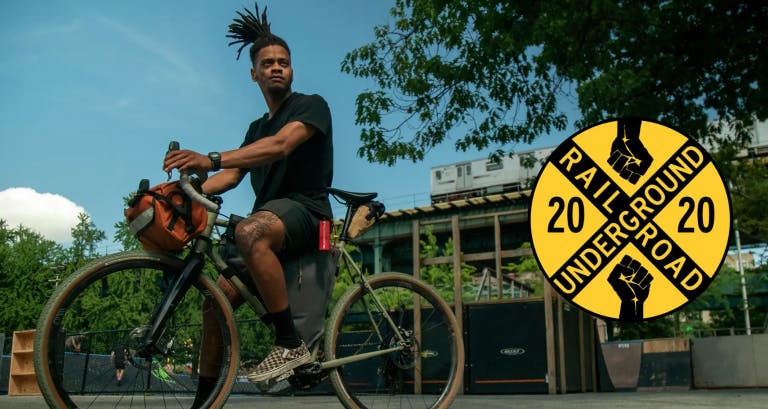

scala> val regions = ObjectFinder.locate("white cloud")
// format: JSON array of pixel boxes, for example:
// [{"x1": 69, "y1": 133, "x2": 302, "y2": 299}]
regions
[{"x1": 0, "y1": 187, "x2": 86, "y2": 244}]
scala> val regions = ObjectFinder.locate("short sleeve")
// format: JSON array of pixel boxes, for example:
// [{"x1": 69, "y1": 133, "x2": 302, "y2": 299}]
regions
[{"x1": 288, "y1": 94, "x2": 332, "y2": 138}]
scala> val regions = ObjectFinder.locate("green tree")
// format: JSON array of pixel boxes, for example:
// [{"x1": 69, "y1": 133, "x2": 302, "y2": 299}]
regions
[
  {"x1": 0, "y1": 220, "x2": 67, "y2": 345},
  {"x1": 69, "y1": 212, "x2": 106, "y2": 267},
  {"x1": 332, "y1": 242, "x2": 365, "y2": 303},
  {"x1": 343, "y1": 0, "x2": 766, "y2": 165},
  {"x1": 702, "y1": 266, "x2": 767, "y2": 334},
  {"x1": 418, "y1": 226, "x2": 476, "y2": 302},
  {"x1": 502, "y1": 242, "x2": 543, "y2": 297},
  {"x1": 235, "y1": 308, "x2": 274, "y2": 367},
  {"x1": 114, "y1": 194, "x2": 141, "y2": 251},
  {"x1": 713, "y1": 147, "x2": 768, "y2": 245}
]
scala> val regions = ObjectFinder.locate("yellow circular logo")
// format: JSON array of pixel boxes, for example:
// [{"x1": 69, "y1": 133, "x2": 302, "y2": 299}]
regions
[{"x1": 530, "y1": 118, "x2": 731, "y2": 321}]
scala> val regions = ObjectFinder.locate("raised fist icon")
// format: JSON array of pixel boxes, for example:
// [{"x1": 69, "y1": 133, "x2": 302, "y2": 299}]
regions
[
  {"x1": 608, "y1": 255, "x2": 653, "y2": 320},
  {"x1": 607, "y1": 118, "x2": 653, "y2": 184}
]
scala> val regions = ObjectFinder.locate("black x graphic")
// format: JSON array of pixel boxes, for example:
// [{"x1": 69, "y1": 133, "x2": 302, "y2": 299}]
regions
[{"x1": 545, "y1": 137, "x2": 713, "y2": 307}]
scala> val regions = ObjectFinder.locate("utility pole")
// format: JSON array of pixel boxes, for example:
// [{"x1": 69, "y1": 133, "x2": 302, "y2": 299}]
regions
[
  {"x1": 728, "y1": 177, "x2": 752, "y2": 336},
  {"x1": 733, "y1": 219, "x2": 752, "y2": 335}
]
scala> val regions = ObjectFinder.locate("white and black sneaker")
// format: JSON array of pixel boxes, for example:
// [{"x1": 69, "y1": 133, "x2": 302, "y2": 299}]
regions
[{"x1": 247, "y1": 341, "x2": 311, "y2": 383}]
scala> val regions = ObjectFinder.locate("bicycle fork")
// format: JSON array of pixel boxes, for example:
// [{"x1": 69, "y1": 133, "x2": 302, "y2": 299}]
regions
[{"x1": 137, "y1": 252, "x2": 205, "y2": 357}]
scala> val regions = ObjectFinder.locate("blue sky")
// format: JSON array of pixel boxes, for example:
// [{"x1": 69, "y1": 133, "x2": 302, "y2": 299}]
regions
[{"x1": 0, "y1": 0, "x2": 575, "y2": 252}]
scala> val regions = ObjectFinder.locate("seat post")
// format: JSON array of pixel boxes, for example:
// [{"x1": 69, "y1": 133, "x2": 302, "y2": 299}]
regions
[{"x1": 338, "y1": 204, "x2": 357, "y2": 243}]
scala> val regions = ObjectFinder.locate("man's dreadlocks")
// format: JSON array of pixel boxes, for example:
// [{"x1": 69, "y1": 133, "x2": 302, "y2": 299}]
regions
[{"x1": 226, "y1": 2, "x2": 290, "y2": 64}]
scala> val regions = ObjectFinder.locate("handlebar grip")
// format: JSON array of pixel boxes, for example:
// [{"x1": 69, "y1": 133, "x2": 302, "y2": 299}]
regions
[
  {"x1": 166, "y1": 141, "x2": 180, "y2": 181},
  {"x1": 180, "y1": 173, "x2": 219, "y2": 212},
  {"x1": 166, "y1": 140, "x2": 218, "y2": 211}
]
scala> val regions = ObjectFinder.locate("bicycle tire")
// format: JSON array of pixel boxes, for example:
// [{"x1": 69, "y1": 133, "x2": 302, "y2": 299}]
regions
[
  {"x1": 326, "y1": 273, "x2": 464, "y2": 409},
  {"x1": 34, "y1": 251, "x2": 239, "y2": 409}
]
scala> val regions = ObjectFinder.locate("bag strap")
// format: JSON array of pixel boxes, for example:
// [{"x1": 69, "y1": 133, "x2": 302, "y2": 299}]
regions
[
  {"x1": 127, "y1": 181, "x2": 199, "y2": 234},
  {"x1": 162, "y1": 190, "x2": 197, "y2": 234},
  {"x1": 182, "y1": 193, "x2": 196, "y2": 233},
  {"x1": 143, "y1": 190, "x2": 190, "y2": 217},
  {"x1": 128, "y1": 205, "x2": 154, "y2": 235}
]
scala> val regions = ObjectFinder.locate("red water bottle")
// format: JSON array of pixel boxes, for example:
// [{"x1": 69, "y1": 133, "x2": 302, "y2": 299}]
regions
[{"x1": 319, "y1": 220, "x2": 331, "y2": 251}]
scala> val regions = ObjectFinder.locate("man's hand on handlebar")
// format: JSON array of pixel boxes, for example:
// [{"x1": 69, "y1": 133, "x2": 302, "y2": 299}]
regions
[
  {"x1": 162, "y1": 148, "x2": 221, "y2": 212},
  {"x1": 163, "y1": 150, "x2": 212, "y2": 174}
]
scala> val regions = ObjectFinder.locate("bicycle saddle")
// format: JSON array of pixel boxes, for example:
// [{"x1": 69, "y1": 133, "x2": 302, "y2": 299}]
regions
[{"x1": 326, "y1": 187, "x2": 378, "y2": 206}]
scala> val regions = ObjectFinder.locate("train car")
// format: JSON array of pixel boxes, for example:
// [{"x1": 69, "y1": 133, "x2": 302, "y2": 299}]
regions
[{"x1": 430, "y1": 147, "x2": 555, "y2": 203}]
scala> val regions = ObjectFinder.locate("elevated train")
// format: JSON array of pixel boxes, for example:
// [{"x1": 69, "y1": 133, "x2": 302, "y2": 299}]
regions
[{"x1": 429, "y1": 147, "x2": 555, "y2": 204}]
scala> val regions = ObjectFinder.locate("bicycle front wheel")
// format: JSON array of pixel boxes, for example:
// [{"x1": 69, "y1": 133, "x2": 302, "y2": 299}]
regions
[
  {"x1": 34, "y1": 251, "x2": 239, "y2": 409},
  {"x1": 326, "y1": 273, "x2": 464, "y2": 409}
]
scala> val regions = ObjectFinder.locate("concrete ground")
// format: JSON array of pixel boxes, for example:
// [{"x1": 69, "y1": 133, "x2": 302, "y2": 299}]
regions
[{"x1": 1, "y1": 389, "x2": 767, "y2": 409}]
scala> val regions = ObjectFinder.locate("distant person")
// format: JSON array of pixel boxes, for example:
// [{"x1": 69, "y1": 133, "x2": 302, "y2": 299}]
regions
[
  {"x1": 65, "y1": 335, "x2": 83, "y2": 353},
  {"x1": 110, "y1": 344, "x2": 128, "y2": 386}
]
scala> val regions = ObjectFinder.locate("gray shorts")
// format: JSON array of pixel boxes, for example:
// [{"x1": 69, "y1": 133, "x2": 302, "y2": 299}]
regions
[{"x1": 256, "y1": 198, "x2": 320, "y2": 257}]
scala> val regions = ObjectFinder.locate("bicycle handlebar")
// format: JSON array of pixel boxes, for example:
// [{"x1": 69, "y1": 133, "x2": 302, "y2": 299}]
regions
[
  {"x1": 180, "y1": 173, "x2": 219, "y2": 212},
  {"x1": 169, "y1": 141, "x2": 220, "y2": 212}
]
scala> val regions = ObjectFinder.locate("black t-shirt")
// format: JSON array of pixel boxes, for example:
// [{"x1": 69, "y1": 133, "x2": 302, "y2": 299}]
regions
[{"x1": 241, "y1": 93, "x2": 333, "y2": 219}]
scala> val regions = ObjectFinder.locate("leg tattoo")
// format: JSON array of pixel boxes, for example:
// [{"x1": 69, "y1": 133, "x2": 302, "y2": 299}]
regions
[{"x1": 235, "y1": 211, "x2": 282, "y2": 255}]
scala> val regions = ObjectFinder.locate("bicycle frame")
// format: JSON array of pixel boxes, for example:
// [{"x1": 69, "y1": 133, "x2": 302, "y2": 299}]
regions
[
  {"x1": 138, "y1": 181, "x2": 410, "y2": 373},
  {"x1": 319, "y1": 241, "x2": 411, "y2": 370}
]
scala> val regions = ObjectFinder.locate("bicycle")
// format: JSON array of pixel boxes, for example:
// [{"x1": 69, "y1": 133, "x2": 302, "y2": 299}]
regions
[{"x1": 34, "y1": 161, "x2": 464, "y2": 409}]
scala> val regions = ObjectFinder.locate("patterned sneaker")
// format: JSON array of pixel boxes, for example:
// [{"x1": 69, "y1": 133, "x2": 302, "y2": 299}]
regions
[{"x1": 247, "y1": 341, "x2": 311, "y2": 383}]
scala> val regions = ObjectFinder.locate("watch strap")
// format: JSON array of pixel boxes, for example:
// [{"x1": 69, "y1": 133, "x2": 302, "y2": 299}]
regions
[{"x1": 208, "y1": 152, "x2": 221, "y2": 171}]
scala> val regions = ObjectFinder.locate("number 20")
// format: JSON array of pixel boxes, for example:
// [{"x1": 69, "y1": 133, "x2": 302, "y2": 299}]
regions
[
  {"x1": 547, "y1": 197, "x2": 584, "y2": 233},
  {"x1": 678, "y1": 196, "x2": 714, "y2": 233}
]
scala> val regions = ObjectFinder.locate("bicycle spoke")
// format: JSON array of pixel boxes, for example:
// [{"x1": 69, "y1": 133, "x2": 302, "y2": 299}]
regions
[
  {"x1": 35, "y1": 252, "x2": 238, "y2": 409},
  {"x1": 327, "y1": 273, "x2": 463, "y2": 409}
]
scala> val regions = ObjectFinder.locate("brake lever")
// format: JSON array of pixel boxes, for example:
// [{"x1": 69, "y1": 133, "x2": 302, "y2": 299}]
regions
[{"x1": 167, "y1": 141, "x2": 180, "y2": 181}]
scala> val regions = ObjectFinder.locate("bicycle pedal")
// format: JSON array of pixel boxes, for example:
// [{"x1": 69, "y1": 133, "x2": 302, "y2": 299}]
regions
[{"x1": 295, "y1": 361, "x2": 322, "y2": 375}]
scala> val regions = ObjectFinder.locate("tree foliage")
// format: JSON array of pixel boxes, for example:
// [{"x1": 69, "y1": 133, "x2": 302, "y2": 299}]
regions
[
  {"x1": 0, "y1": 215, "x2": 107, "y2": 349},
  {"x1": 331, "y1": 242, "x2": 365, "y2": 304},
  {"x1": 691, "y1": 267, "x2": 768, "y2": 335},
  {"x1": 70, "y1": 212, "x2": 107, "y2": 267},
  {"x1": 114, "y1": 194, "x2": 142, "y2": 251},
  {"x1": 418, "y1": 226, "x2": 476, "y2": 301},
  {"x1": 343, "y1": 0, "x2": 767, "y2": 165},
  {"x1": 713, "y1": 147, "x2": 768, "y2": 244},
  {"x1": 501, "y1": 242, "x2": 544, "y2": 297},
  {"x1": 0, "y1": 221, "x2": 67, "y2": 342}
]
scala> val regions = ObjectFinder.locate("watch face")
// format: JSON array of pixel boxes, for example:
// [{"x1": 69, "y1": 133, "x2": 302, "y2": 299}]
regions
[{"x1": 209, "y1": 152, "x2": 221, "y2": 170}]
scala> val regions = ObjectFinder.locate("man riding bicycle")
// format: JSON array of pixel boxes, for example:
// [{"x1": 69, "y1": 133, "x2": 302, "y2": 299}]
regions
[{"x1": 163, "y1": 3, "x2": 332, "y2": 406}]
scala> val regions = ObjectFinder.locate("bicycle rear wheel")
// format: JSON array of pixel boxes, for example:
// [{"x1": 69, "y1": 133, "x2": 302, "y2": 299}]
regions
[
  {"x1": 326, "y1": 273, "x2": 464, "y2": 409},
  {"x1": 34, "y1": 251, "x2": 239, "y2": 409}
]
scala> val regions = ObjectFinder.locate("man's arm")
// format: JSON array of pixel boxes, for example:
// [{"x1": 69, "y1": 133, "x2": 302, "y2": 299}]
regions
[
  {"x1": 163, "y1": 121, "x2": 316, "y2": 174},
  {"x1": 201, "y1": 168, "x2": 246, "y2": 195},
  {"x1": 220, "y1": 121, "x2": 316, "y2": 169}
]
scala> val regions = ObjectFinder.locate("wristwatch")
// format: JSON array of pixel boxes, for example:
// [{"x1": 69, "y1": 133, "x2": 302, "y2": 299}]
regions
[{"x1": 208, "y1": 152, "x2": 221, "y2": 171}]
